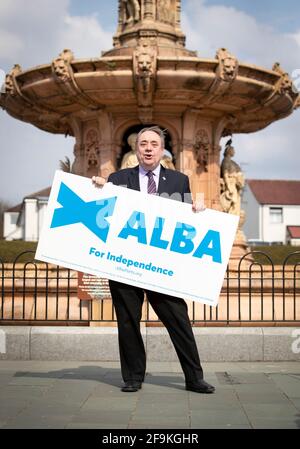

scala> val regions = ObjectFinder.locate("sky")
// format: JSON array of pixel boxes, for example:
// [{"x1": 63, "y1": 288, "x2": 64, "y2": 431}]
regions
[{"x1": 0, "y1": 0, "x2": 299, "y2": 206}]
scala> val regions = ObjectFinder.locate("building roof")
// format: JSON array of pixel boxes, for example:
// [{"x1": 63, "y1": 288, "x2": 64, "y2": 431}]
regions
[
  {"x1": 247, "y1": 180, "x2": 300, "y2": 205},
  {"x1": 287, "y1": 226, "x2": 300, "y2": 239},
  {"x1": 5, "y1": 186, "x2": 51, "y2": 216},
  {"x1": 6, "y1": 203, "x2": 22, "y2": 213},
  {"x1": 25, "y1": 187, "x2": 51, "y2": 199}
]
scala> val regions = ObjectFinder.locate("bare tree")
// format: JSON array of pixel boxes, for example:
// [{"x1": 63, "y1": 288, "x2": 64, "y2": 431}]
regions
[{"x1": 0, "y1": 199, "x2": 12, "y2": 239}]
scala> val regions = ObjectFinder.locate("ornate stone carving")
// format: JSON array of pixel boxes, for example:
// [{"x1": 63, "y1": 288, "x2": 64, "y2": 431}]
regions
[
  {"x1": 52, "y1": 49, "x2": 74, "y2": 83},
  {"x1": 220, "y1": 140, "x2": 245, "y2": 216},
  {"x1": 218, "y1": 114, "x2": 238, "y2": 138},
  {"x1": 121, "y1": 0, "x2": 141, "y2": 26},
  {"x1": 216, "y1": 48, "x2": 238, "y2": 82},
  {"x1": 72, "y1": 143, "x2": 85, "y2": 175},
  {"x1": 134, "y1": 43, "x2": 157, "y2": 122},
  {"x1": 135, "y1": 46, "x2": 154, "y2": 94},
  {"x1": 4, "y1": 64, "x2": 22, "y2": 95},
  {"x1": 157, "y1": 0, "x2": 175, "y2": 25},
  {"x1": 138, "y1": 35, "x2": 157, "y2": 48},
  {"x1": 84, "y1": 129, "x2": 100, "y2": 173},
  {"x1": 51, "y1": 49, "x2": 101, "y2": 109},
  {"x1": 194, "y1": 129, "x2": 210, "y2": 171},
  {"x1": 221, "y1": 115, "x2": 238, "y2": 137},
  {"x1": 199, "y1": 49, "x2": 238, "y2": 107},
  {"x1": 272, "y1": 62, "x2": 294, "y2": 96},
  {"x1": 139, "y1": 107, "x2": 154, "y2": 124}
]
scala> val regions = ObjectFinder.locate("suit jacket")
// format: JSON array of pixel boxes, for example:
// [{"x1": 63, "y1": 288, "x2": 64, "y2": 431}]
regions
[{"x1": 107, "y1": 164, "x2": 192, "y2": 204}]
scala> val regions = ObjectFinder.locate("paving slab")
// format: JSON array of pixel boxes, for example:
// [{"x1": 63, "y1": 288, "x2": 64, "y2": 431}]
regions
[
  {"x1": 190, "y1": 409, "x2": 250, "y2": 427},
  {"x1": 0, "y1": 360, "x2": 299, "y2": 429}
]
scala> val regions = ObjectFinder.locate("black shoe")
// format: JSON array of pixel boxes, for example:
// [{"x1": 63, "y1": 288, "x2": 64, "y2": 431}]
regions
[
  {"x1": 121, "y1": 381, "x2": 142, "y2": 392},
  {"x1": 186, "y1": 379, "x2": 215, "y2": 394}
]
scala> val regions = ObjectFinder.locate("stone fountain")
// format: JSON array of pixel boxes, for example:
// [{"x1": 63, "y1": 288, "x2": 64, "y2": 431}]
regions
[{"x1": 1, "y1": 0, "x2": 299, "y2": 260}]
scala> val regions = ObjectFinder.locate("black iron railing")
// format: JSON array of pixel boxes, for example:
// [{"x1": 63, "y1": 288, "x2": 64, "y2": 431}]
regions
[{"x1": 0, "y1": 250, "x2": 299, "y2": 325}]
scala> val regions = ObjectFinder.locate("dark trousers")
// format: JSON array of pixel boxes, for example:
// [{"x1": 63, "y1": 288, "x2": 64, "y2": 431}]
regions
[{"x1": 109, "y1": 280, "x2": 204, "y2": 383}]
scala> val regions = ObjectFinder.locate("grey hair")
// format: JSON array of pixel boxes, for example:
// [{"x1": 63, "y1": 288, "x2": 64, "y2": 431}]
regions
[{"x1": 136, "y1": 126, "x2": 166, "y2": 149}]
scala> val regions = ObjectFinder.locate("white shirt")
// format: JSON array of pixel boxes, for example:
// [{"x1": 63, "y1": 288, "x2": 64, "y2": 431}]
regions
[{"x1": 138, "y1": 164, "x2": 161, "y2": 193}]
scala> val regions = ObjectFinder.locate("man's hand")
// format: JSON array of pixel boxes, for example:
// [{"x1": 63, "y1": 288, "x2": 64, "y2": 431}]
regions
[
  {"x1": 192, "y1": 200, "x2": 206, "y2": 213},
  {"x1": 92, "y1": 176, "x2": 106, "y2": 188}
]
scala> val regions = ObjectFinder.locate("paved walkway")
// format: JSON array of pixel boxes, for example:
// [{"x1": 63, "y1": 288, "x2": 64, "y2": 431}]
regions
[{"x1": 0, "y1": 360, "x2": 299, "y2": 429}]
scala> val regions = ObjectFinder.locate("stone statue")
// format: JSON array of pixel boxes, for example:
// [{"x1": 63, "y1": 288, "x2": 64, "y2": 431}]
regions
[
  {"x1": 122, "y1": 0, "x2": 141, "y2": 25},
  {"x1": 121, "y1": 133, "x2": 139, "y2": 168},
  {"x1": 161, "y1": 149, "x2": 175, "y2": 170},
  {"x1": 220, "y1": 140, "x2": 245, "y2": 215},
  {"x1": 157, "y1": 0, "x2": 175, "y2": 24}
]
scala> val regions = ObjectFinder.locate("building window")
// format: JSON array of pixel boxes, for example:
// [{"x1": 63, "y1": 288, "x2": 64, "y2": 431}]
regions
[{"x1": 269, "y1": 207, "x2": 283, "y2": 224}]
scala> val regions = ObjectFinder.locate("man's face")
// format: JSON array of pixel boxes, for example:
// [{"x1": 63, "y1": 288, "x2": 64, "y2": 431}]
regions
[{"x1": 136, "y1": 130, "x2": 164, "y2": 171}]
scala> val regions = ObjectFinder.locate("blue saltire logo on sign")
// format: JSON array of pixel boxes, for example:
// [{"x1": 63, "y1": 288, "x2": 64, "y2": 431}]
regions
[
  {"x1": 50, "y1": 182, "x2": 117, "y2": 243},
  {"x1": 50, "y1": 182, "x2": 222, "y2": 263}
]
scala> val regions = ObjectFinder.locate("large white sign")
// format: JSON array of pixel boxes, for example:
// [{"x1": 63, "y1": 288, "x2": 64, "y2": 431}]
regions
[{"x1": 35, "y1": 171, "x2": 239, "y2": 306}]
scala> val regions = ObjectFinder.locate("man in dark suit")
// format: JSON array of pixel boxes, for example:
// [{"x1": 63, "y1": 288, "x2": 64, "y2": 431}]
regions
[{"x1": 92, "y1": 126, "x2": 215, "y2": 394}]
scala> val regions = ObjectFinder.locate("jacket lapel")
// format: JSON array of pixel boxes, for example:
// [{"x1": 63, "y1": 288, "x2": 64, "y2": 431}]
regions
[
  {"x1": 128, "y1": 165, "x2": 140, "y2": 191},
  {"x1": 157, "y1": 165, "x2": 168, "y2": 195}
]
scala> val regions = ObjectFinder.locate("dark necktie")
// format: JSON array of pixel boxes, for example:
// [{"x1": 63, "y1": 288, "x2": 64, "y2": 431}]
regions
[{"x1": 146, "y1": 171, "x2": 157, "y2": 194}]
